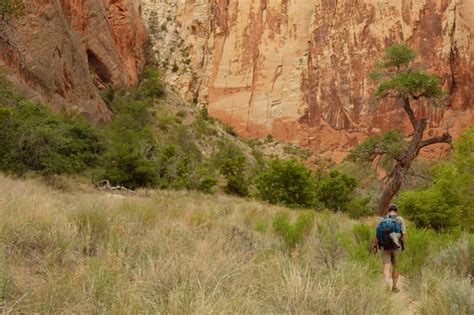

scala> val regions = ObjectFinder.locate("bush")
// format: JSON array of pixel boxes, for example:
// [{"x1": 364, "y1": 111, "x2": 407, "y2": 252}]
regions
[
  {"x1": 398, "y1": 189, "x2": 462, "y2": 231},
  {"x1": 220, "y1": 156, "x2": 249, "y2": 196},
  {"x1": 256, "y1": 159, "x2": 317, "y2": 208},
  {"x1": 140, "y1": 67, "x2": 165, "y2": 98},
  {"x1": 273, "y1": 212, "x2": 314, "y2": 250},
  {"x1": 352, "y1": 223, "x2": 373, "y2": 245},
  {"x1": 397, "y1": 126, "x2": 474, "y2": 232},
  {"x1": 100, "y1": 99, "x2": 159, "y2": 189},
  {"x1": 0, "y1": 0, "x2": 25, "y2": 18},
  {"x1": 397, "y1": 227, "x2": 445, "y2": 278},
  {"x1": 347, "y1": 197, "x2": 374, "y2": 218},
  {"x1": 316, "y1": 170, "x2": 357, "y2": 211},
  {"x1": 0, "y1": 101, "x2": 104, "y2": 176}
]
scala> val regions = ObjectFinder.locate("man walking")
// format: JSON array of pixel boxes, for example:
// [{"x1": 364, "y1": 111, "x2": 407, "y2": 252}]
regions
[{"x1": 373, "y1": 204, "x2": 406, "y2": 292}]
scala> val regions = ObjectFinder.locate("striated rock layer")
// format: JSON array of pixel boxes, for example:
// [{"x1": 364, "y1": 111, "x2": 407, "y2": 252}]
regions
[
  {"x1": 0, "y1": 0, "x2": 147, "y2": 122},
  {"x1": 142, "y1": 0, "x2": 473, "y2": 160}
]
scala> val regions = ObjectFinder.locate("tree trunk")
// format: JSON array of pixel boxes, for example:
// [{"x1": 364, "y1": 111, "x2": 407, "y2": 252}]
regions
[{"x1": 377, "y1": 108, "x2": 428, "y2": 216}]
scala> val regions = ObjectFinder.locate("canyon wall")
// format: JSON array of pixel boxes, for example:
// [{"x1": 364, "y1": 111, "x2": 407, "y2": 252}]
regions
[
  {"x1": 142, "y1": 0, "x2": 473, "y2": 160},
  {"x1": 0, "y1": 0, "x2": 147, "y2": 122}
]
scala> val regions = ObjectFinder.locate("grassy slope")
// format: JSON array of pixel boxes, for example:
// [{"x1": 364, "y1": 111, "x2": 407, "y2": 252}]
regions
[{"x1": 0, "y1": 174, "x2": 399, "y2": 314}]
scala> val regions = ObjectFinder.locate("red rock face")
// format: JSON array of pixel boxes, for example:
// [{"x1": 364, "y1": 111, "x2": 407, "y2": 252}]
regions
[
  {"x1": 143, "y1": 0, "x2": 473, "y2": 160},
  {"x1": 0, "y1": 0, "x2": 146, "y2": 122}
]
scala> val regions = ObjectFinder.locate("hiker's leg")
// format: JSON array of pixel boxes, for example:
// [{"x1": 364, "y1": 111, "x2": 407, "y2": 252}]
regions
[
  {"x1": 392, "y1": 271, "x2": 399, "y2": 289},
  {"x1": 391, "y1": 252, "x2": 399, "y2": 289},
  {"x1": 383, "y1": 263, "x2": 392, "y2": 285},
  {"x1": 381, "y1": 250, "x2": 393, "y2": 285}
]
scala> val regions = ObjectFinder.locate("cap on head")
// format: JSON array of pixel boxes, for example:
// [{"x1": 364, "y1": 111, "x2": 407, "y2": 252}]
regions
[{"x1": 388, "y1": 204, "x2": 399, "y2": 211}]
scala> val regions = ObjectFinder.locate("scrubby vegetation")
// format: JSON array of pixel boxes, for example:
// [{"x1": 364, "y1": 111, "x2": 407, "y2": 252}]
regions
[
  {"x1": 0, "y1": 0, "x2": 24, "y2": 18},
  {"x1": 398, "y1": 126, "x2": 474, "y2": 232},
  {"x1": 0, "y1": 175, "x2": 471, "y2": 313},
  {"x1": 0, "y1": 44, "x2": 473, "y2": 313}
]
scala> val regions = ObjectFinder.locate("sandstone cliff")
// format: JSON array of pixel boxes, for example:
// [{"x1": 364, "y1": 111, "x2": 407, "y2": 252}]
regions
[
  {"x1": 142, "y1": 0, "x2": 473, "y2": 160},
  {"x1": 0, "y1": 0, "x2": 146, "y2": 122}
]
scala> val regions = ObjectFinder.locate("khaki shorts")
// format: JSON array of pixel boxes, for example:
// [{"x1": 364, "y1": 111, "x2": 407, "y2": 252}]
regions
[{"x1": 381, "y1": 249, "x2": 397, "y2": 265}]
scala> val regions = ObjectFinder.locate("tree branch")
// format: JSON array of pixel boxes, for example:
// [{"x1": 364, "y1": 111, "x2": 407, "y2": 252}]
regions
[
  {"x1": 403, "y1": 97, "x2": 418, "y2": 130},
  {"x1": 418, "y1": 132, "x2": 452, "y2": 149}
]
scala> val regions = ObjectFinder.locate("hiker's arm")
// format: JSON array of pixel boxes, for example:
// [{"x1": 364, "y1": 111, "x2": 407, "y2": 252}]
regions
[{"x1": 372, "y1": 238, "x2": 378, "y2": 254}]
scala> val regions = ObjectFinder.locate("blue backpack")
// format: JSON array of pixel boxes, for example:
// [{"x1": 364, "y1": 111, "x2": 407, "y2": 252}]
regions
[{"x1": 376, "y1": 216, "x2": 401, "y2": 250}]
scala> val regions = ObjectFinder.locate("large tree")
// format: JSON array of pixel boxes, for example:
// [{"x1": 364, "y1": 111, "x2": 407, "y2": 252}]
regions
[{"x1": 348, "y1": 44, "x2": 452, "y2": 215}]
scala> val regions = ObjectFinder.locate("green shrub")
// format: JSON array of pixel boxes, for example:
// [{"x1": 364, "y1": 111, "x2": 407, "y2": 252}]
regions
[
  {"x1": 316, "y1": 170, "x2": 357, "y2": 211},
  {"x1": 185, "y1": 164, "x2": 218, "y2": 194},
  {"x1": 273, "y1": 212, "x2": 314, "y2": 250},
  {"x1": 220, "y1": 156, "x2": 249, "y2": 196},
  {"x1": 352, "y1": 223, "x2": 373, "y2": 245},
  {"x1": 397, "y1": 126, "x2": 474, "y2": 232},
  {"x1": 0, "y1": 0, "x2": 25, "y2": 18},
  {"x1": 139, "y1": 67, "x2": 165, "y2": 98},
  {"x1": 397, "y1": 227, "x2": 444, "y2": 278},
  {"x1": 0, "y1": 101, "x2": 104, "y2": 176},
  {"x1": 347, "y1": 197, "x2": 374, "y2": 218},
  {"x1": 99, "y1": 99, "x2": 159, "y2": 189},
  {"x1": 398, "y1": 189, "x2": 461, "y2": 231},
  {"x1": 256, "y1": 159, "x2": 317, "y2": 208}
]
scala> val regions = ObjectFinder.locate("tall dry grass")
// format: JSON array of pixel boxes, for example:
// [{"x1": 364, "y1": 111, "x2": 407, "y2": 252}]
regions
[{"x1": 0, "y1": 174, "x2": 470, "y2": 314}]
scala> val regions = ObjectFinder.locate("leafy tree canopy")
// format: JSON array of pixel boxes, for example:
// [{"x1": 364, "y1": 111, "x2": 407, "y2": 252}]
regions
[
  {"x1": 375, "y1": 71, "x2": 445, "y2": 99},
  {"x1": 345, "y1": 130, "x2": 405, "y2": 166},
  {"x1": 371, "y1": 44, "x2": 444, "y2": 100}
]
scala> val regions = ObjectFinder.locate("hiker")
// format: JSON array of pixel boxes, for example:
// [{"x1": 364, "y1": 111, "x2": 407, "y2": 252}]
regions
[{"x1": 373, "y1": 204, "x2": 406, "y2": 292}]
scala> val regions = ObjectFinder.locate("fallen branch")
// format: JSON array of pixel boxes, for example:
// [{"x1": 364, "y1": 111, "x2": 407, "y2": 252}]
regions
[{"x1": 94, "y1": 180, "x2": 135, "y2": 194}]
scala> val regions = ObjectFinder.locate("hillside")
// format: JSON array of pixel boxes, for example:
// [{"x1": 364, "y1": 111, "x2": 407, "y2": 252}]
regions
[{"x1": 0, "y1": 175, "x2": 472, "y2": 313}]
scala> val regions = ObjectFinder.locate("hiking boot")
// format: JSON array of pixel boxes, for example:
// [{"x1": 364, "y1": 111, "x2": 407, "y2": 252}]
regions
[{"x1": 392, "y1": 287, "x2": 400, "y2": 293}]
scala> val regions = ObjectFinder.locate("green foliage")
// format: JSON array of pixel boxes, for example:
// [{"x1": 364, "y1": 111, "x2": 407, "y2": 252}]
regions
[
  {"x1": 256, "y1": 159, "x2": 317, "y2": 208},
  {"x1": 352, "y1": 223, "x2": 372, "y2": 245},
  {"x1": 396, "y1": 227, "x2": 452, "y2": 278},
  {"x1": 375, "y1": 70, "x2": 445, "y2": 99},
  {"x1": 378, "y1": 44, "x2": 416, "y2": 70},
  {"x1": 273, "y1": 212, "x2": 314, "y2": 250},
  {"x1": 370, "y1": 44, "x2": 444, "y2": 100},
  {"x1": 347, "y1": 197, "x2": 374, "y2": 219},
  {"x1": 345, "y1": 130, "x2": 404, "y2": 167},
  {"x1": 139, "y1": 67, "x2": 165, "y2": 98},
  {"x1": 398, "y1": 189, "x2": 461, "y2": 232},
  {"x1": 100, "y1": 98, "x2": 159, "y2": 189},
  {"x1": 0, "y1": 101, "x2": 104, "y2": 175},
  {"x1": 219, "y1": 155, "x2": 249, "y2": 196},
  {"x1": 398, "y1": 126, "x2": 474, "y2": 232},
  {"x1": 316, "y1": 170, "x2": 357, "y2": 211},
  {"x1": 0, "y1": 0, "x2": 25, "y2": 18}
]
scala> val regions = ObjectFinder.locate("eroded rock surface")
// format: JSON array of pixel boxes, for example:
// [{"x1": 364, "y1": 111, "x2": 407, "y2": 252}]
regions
[
  {"x1": 0, "y1": 0, "x2": 146, "y2": 122},
  {"x1": 143, "y1": 0, "x2": 473, "y2": 160}
]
